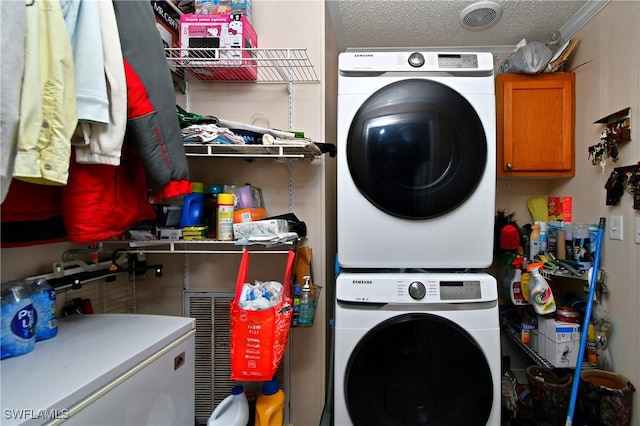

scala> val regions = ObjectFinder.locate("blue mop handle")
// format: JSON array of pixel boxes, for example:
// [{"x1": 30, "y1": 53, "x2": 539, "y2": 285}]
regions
[{"x1": 565, "y1": 217, "x2": 606, "y2": 426}]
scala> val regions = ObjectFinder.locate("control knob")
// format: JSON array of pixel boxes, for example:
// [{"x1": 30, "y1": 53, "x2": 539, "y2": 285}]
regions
[
  {"x1": 408, "y1": 281, "x2": 426, "y2": 299},
  {"x1": 408, "y1": 52, "x2": 425, "y2": 68}
]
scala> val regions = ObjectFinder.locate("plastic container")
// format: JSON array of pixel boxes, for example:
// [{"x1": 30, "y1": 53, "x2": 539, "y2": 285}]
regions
[
  {"x1": 1, "y1": 281, "x2": 36, "y2": 359},
  {"x1": 255, "y1": 377, "x2": 285, "y2": 426},
  {"x1": 217, "y1": 193, "x2": 235, "y2": 241},
  {"x1": 578, "y1": 369, "x2": 636, "y2": 426},
  {"x1": 204, "y1": 184, "x2": 224, "y2": 238},
  {"x1": 207, "y1": 385, "x2": 249, "y2": 426},
  {"x1": 27, "y1": 278, "x2": 58, "y2": 341},
  {"x1": 509, "y1": 268, "x2": 527, "y2": 305},
  {"x1": 291, "y1": 284, "x2": 302, "y2": 326},
  {"x1": 179, "y1": 182, "x2": 205, "y2": 228},
  {"x1": 526, "y1": 365, "x2": 573, "y2": 425},
  {"x1": 298, "y1": 277, "x2": 312, "y2": 326},
  {"x1": 527, "y1": 262, "x2": 556, "y2": 315}
]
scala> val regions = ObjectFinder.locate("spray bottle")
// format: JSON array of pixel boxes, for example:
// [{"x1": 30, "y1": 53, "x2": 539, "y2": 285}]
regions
[
  {"x1": 527, "y1": 262, "x2": 556, "y2": 315},
  {"x1": 509, "y1": 257, "x2": 527, "y2": 305}
]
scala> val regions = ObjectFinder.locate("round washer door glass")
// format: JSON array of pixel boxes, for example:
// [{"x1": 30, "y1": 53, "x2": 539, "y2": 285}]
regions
[
  {"x1": 347, "y1": 79, "x2": 487, "y2": 219},
  {"x1": 345, "y1": 313, "x2": 493, "y2": 426}
]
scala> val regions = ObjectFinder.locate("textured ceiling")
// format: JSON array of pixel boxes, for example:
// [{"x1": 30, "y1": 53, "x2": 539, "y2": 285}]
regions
[{"x1": 327, "y1": 0, "x2": 609, "y2": 57}]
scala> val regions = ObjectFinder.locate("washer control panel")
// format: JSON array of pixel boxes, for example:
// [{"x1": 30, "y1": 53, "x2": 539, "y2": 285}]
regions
[
  {"x1": 337, "y1": 272, "x2": 496, "y2": 304},
  {"x1": 407, "y1": 280, "x2": 481, "y2": 300},
  {"x1": 438, "y1": 280, "x2": 482, "y2": 300}
]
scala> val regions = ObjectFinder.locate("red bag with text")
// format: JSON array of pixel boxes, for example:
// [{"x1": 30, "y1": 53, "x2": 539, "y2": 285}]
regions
[{"x1": 230, "y1": 250, "x2": 295, "y2": 381}]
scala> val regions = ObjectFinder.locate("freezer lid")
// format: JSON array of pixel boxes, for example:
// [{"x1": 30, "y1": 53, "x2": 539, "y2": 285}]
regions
[{"x1": 0, "y1": 314, "x2": 195, "y2": 425}]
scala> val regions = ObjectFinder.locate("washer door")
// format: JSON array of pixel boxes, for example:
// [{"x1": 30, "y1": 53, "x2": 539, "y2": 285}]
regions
[
  {"x1": 344, "y1": 313, "x2": 493, "y2": 426},
  {"x1": 347, "y1": 79, "x2": 487, "y2": 219}
]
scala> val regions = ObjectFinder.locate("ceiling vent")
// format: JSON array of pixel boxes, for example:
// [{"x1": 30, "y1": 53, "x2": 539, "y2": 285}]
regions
[{"x1": 459, "y1": 1, "x2": 503, "y2": 30}]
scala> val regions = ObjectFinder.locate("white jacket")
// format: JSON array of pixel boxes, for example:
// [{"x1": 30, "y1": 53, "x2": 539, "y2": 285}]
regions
[{"x1": 74, "y1": 0, "x2": 127, "y2": 165}]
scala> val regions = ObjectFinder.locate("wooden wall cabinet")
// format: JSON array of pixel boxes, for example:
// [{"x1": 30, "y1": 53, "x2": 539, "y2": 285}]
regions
[{"x1": 496, "y1": 72, "x2": 576, "y2": 177}]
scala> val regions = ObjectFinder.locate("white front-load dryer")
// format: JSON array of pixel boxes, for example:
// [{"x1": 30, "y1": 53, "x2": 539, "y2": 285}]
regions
[
  {"x1": 334, "y1": 272, "x2": 501, "y2": 426},
  {"x1": 337, "y1": 51, "x2": 496, "y2": 269}
]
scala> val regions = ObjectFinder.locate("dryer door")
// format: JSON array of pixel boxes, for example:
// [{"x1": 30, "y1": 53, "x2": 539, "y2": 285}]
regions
[
  {"x1": 344, "y1": 313, "x2": 493, "y2": 426},
  {"x1": 347, "y1": 79, "x2": 487, "y2": 219}
]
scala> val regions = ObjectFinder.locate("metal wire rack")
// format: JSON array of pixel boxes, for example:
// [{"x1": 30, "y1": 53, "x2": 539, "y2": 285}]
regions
[
  {"x1": 165, "y1": 47, "x2": 319, "y2": 83},
  {"x1": 183, "y1": 142, "x2": 322, "y2": 159}
]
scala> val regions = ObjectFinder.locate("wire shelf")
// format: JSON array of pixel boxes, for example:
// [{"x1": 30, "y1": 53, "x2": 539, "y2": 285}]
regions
[
  {"x1": 504, "y1": 326, "x2": 555, "y2": 368},
  {"x1": 183, "y1": 142, "x2": 322, "y2": 159},
  {"x1": 165, "y1": 47, "x2": 319, "y2": 83}
]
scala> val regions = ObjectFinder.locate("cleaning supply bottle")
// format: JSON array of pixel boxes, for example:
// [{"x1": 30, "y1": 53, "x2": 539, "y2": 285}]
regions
[
  {"x1": 291, "y1": 284, "x2": 302, "y2": 326},
  {"x1": 509, "y1": 257, "x2": 527, "y2": 305},
  {"x1": 27, "y1": 278, "x2": 57, "y2": 341},
  {"x1": 1, "y1": 281, "x2": 36, "y2": 359},
  {"x1": 207, "y1": 385, "x2": 249, "y2": 426},
  {"x1": 204, "y1": 184, "x2": 224, "y2": 238},
  {"x1": 216, "y1": 193, "x2": 235, "y2": 241},
  {"x1": 255, "y1": 377, "x2": 285, "y2": 426},
  {"x1": 527, "y1": 262, "x2": 556, "y2": 315},
  {"x1": 297, "y1": 276, "x2": 312, "y2": 326},
  {"x1": 179, "y1": 182, "x2": 205, "y2": 228}
]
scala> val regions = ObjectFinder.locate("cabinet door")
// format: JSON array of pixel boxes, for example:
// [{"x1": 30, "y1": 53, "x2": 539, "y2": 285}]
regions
[{"x1": 496, "y1": 72, "x2": 575, "y2": 177}]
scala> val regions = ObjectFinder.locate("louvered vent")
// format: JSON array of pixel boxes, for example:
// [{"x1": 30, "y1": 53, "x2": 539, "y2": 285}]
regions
[{"x1": 184, "y1": 291, "x2": 288, "y2": 425}]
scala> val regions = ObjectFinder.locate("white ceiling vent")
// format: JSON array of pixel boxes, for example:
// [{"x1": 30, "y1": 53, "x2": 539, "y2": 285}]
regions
[{"x1": 459, "y1": 1, "x2": 503, "y2": 30}]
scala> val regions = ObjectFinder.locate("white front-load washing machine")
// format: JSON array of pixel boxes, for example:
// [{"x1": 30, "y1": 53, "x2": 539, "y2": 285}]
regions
[
  {"x1": 337, "y1": 51, "x2": 496, "y2": 269},
  {"x1": 334, "y1": 272, "x2": 501, "y2": 426}
]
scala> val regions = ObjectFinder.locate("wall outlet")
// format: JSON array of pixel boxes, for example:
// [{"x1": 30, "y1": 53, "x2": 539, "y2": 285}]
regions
[
  {"x1": 635, "y1": 217, "x2": 640, "y2": 244},
  {"x1": 609, "y1": 215, "x2": 623, "y2": 240}
]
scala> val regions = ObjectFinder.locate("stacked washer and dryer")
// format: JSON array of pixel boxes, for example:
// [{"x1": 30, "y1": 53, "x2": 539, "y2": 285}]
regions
[{"x1": 335, "y1": 51, "x2": 501, "y2": 425}]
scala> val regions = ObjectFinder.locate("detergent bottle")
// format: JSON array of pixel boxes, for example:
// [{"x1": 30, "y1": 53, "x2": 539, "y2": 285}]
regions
[
  {"x1": 179, "y1": 182, "x2": 205, "y2": 228},
  {"x1": 255, "y1": 377, "x2": 285, "y2": 426},
  {"x1": 527, "y1": 262, "x2": 556, "y2": 315},
  {"x1": 207, "y1": 385, "x2": 249, "y2": 426}
]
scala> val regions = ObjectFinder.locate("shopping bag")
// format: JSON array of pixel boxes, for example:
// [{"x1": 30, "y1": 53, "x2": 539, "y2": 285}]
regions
[{"x1": 230, "y1": 250, "x2": 295, "y2": 381}]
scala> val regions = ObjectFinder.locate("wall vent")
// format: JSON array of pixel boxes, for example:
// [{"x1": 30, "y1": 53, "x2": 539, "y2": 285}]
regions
[{"x1": 184, "y1": 290, "x2": 288, "y2": 425}]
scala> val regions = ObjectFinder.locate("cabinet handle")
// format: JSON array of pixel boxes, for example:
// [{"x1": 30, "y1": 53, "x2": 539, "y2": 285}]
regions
[{"x1": 507, "y1": 163, "x2": 513, "y2": 170}]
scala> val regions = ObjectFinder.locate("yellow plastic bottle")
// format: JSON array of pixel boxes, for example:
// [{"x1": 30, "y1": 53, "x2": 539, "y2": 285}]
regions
[
  {"x1": 255, "y1": 377, "x2": 285, "y2": 426},
  {"x1": 527, "y1": 262, "x2": 556, "y2": 315}
]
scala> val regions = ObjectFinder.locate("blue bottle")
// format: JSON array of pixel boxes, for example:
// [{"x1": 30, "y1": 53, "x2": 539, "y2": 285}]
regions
[
  {"x1": 27, "y1": 278, "x2": 58, "y2": 341},
  {"x1": 179, "y1": 182, "x2": 205, "y2": 228},
  {"x1": 1, "y1": 281, "x2": 36, "y2": 359}
]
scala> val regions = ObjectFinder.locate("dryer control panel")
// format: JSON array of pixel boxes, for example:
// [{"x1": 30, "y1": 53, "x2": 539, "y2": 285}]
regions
[
  {"x1": 336, "y1": 272, "x2": 497, "y2": 304},
  {"x1": 339, "y1": 51, "x2": 494, "y2": 73}
]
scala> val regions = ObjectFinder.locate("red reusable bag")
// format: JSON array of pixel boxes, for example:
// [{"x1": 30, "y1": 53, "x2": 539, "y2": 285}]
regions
[{"x1": 230, "y1": 250, "x2": 295, "y2": 381}]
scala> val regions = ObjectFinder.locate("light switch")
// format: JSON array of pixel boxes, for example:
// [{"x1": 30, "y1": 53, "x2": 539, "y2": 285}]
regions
[{"x1": 609, "y1": 215, "x2": 623, "y2": 240}]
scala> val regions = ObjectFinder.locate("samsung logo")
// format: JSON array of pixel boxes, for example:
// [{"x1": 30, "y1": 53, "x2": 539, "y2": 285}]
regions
[
  {"x1": 354, "y1": 54, "x2": 373, "y2": 58},
  {"x1": 352, "y1": 280, "x2": 373, "y2": 284}
]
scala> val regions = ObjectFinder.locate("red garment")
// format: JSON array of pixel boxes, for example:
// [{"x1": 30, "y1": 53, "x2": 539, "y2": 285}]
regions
[
  {"x1": 61, "y1": 147, "x2": 156, "y2": 243},
  {"x1": 0, "y1": 180, "x2": 66, "y2": 247},
  {"x1": 122, "y1": 60, "x2": 190, "y2": 199}
]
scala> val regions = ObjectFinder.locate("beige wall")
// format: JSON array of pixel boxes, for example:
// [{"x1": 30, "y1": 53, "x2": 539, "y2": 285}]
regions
[
  {"x1": 1, "y1": 2, "x2": 329, "y2": 425},
  {"x1": 498, "y1": 1, "x2": 640, "y2": 423},
  {"x1": 3, "y1": 1, "x2": 638, "y2": 424}
]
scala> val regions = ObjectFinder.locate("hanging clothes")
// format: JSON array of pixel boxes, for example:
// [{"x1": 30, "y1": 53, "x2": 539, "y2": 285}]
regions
[
  {"x1": 112, "y1": 0, "x2": 191, "y2": 199},
  {"x1": 60, "y1": 0, "x2": 109, "y2": 126},
  {"x1": 61, "y1": 146, "x2": 156, "y2": 244},
  {"x1": 0, "y1": 0, "x2": 25, "y2": 203},
  {"x1": 13, "y1": 0, "x2": 77, "y2": 186},
  {"x1": 73, "y1": 0, "x2": 127, "y2": 165}
]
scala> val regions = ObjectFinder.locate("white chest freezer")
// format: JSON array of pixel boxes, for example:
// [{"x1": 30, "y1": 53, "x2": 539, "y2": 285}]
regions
[{"x1": 0, "y1": 314, "x2": 195, "y2": 426}]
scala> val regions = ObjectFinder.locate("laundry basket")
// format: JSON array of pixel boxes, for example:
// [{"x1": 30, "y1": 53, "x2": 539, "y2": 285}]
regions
[
  {"x1": 526, "y1": 365, "x2": 573, "y2": 425},
  {"x1": 578, "y1": 369, "x2": 636, "y2": 426}
]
